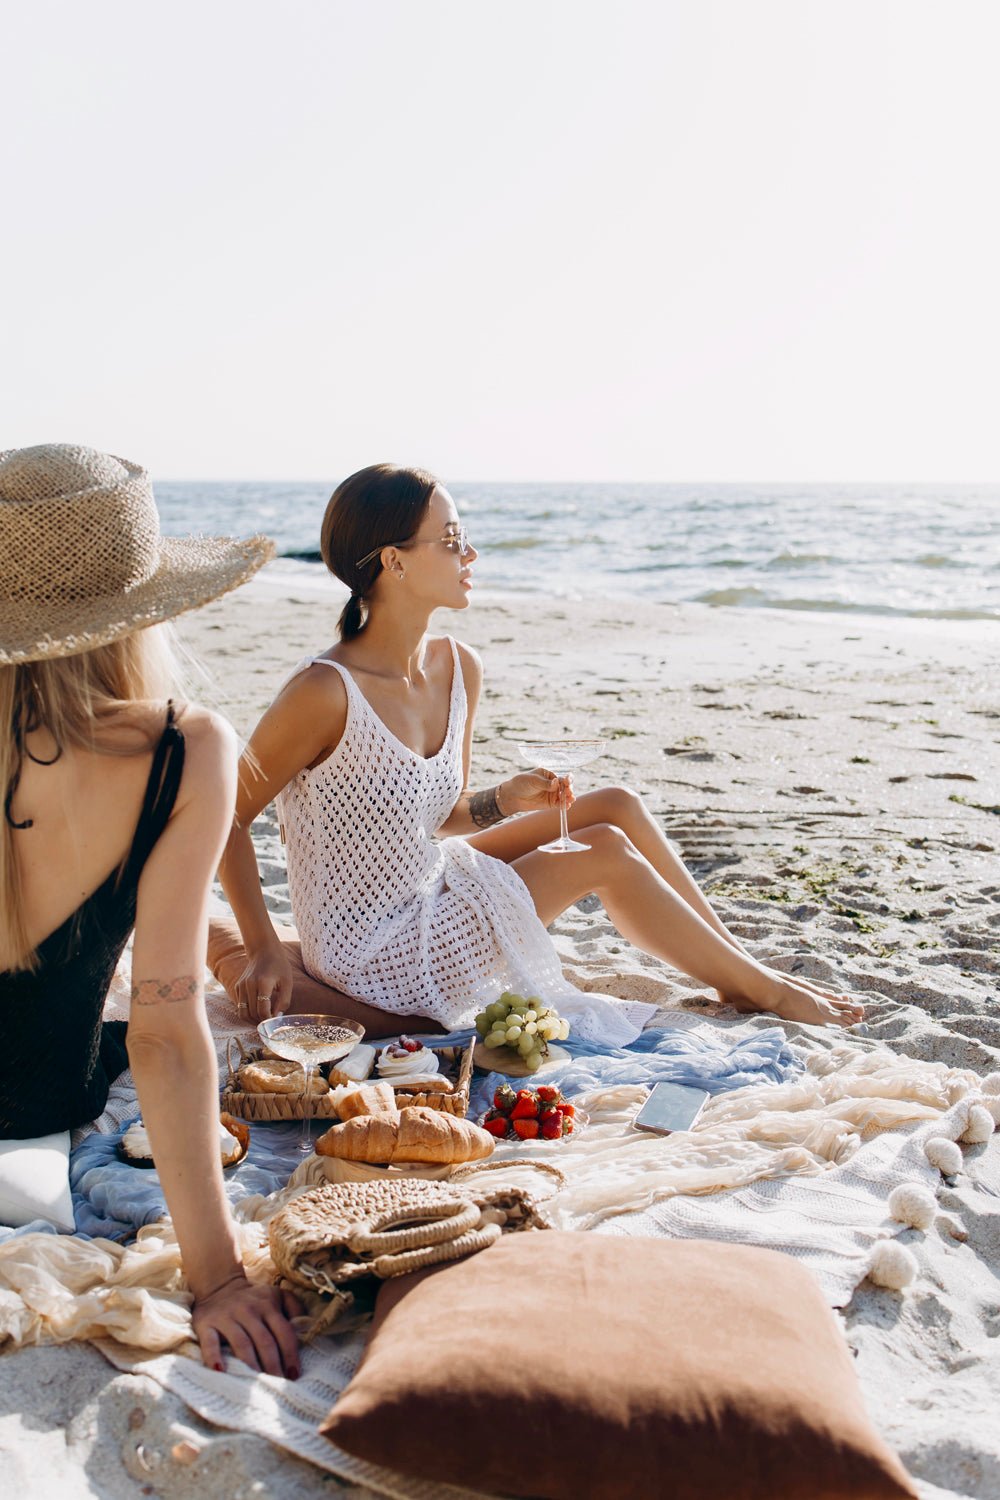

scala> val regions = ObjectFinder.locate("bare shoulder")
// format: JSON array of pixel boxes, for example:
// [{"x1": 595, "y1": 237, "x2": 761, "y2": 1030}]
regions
[
  {"x1": 270, "y1": 656, "x2": 349, "y2": 719},
  {"x1": 171, "y1": 703, "x2": 237, "y2": 808}
]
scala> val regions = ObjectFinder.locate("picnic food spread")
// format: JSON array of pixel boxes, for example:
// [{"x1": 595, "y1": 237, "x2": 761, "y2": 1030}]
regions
[
  {"x1": 475, "y1": 992, "x2": 571, "y2": 1072},
  {"x1": 482, "y1": 1083, "x2": 577, "y2": 1142}
]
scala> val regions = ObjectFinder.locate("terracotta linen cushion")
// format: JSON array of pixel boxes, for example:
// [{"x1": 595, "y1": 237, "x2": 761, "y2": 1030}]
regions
[
  {"x1": 320, "y1": 1232, "x2": 917, "y2": 1500},
  {"x1": 206, "y1": 916, "x2": 317, "y2": 1005}
]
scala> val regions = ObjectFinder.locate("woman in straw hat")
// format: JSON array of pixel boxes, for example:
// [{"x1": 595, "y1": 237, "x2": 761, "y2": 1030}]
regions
[
  {"x1": 0, "y1": 444, "x2": 300, "y2": 1378},
  {"x1": 214, "y1": 463, "x2": 862, "y2": 1039}
]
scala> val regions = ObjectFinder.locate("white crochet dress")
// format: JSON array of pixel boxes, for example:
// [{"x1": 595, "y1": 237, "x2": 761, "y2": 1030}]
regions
[{"x1": 277, "y1": 638, "x2": 654, "y2": 1047}]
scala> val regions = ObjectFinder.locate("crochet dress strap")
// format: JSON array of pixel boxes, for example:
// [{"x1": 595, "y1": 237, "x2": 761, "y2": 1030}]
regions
[{"x1": 0, "y1": 703, "x2": 187, "y2": 1139}]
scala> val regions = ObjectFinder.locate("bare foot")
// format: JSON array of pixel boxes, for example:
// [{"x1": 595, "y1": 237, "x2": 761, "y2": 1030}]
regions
[
  {"x1": 723, "y1": 974, "x2": 864, "y2": 1028},
  {"x1": 763, "y1": 967, "x2": 860, "y2": 1009}
]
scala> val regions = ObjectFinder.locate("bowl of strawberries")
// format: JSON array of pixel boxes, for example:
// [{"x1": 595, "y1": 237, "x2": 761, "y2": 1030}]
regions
[{"x1": 479, "y1": 1082, "x2": 582, "y2": 1143}]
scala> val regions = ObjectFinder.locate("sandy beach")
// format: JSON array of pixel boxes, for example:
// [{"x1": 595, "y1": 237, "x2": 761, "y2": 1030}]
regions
[{"x1": 2, "y1": 566, "x2": 999, "y2": 1500}]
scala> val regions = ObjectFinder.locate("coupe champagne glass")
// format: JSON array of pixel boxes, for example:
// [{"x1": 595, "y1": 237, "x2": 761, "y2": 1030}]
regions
[
  {"x1": 515, "y1": 739, "x2": 606, "y2": 852},
  {"x1": 257, "y1": 1014, "x2": 365, "y2": 1153}
]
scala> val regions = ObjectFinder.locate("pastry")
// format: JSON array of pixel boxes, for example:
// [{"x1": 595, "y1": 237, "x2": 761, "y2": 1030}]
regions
[
  {"x1": 328, "y1": 1042, "x2": 377, "y2": 1086},
  {"x1": 315, "y1": 1106, "x2": 494, "y2": 1165},
  {"x1": 238, "y1": 1057, "x2": 330, "y2": 1095},
  {"x1": 377, "y1": 1036, "x2": 441, "y2": 1081},
  {"x1": 389, "y1": 1073, "x2": 454, "y2": 1094},
  {"x1": 121, "y1": 1118, "x2": 243, "y2": 1167}
]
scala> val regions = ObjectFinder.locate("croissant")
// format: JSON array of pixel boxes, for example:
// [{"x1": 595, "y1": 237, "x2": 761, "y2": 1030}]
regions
[{"x1": 315, "y1": 1106, "x2": 494, "y2": 1164}]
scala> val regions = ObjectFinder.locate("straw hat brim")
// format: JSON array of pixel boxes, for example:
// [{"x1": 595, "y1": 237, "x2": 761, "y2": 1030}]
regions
[{"x1": 0, "y1": 533, "x2": 276, "y2": 666}]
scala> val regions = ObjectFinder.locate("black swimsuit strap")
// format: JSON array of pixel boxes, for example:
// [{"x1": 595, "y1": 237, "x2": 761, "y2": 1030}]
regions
[{"x1": 122, "y1": 701, "x2": 186, "y2": 881}]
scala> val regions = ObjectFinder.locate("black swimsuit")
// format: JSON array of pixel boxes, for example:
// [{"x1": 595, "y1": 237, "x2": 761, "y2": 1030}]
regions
[{"x1": 0, "y1": 707, "x2": 185, "y2": 1138}]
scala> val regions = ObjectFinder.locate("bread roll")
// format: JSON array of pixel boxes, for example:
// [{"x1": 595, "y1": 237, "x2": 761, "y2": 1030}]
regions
[
  {"x1": 315, "y1": 1107, "x2": 494, "y2": 1164},
  {"x1": 239, "y1": 1058, "x2": 330, "y2": 1095}
]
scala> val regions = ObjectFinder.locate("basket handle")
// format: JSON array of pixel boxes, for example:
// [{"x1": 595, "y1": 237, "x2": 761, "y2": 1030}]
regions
[
  {"x1": 226, "y1": 1034, "x2": 252, "y2": 1083},
  {"x1": 450, "y1": 1157, "x2": 567, "y2": 1200},
  {"x1": 349, "y1": 1199, "x2": 481, "y2": 1255},
  {"x1": 372, "y1": 1221, "x2": 502, "y2": 1279}
]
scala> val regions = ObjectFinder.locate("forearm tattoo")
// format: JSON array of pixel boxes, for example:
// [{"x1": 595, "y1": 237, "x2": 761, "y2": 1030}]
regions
[
  {"x1": 131, "y1": 976, "x2": 200, "y2": 1006},
  {"x1": 468, "y1": 785, "x2": 507, "y2": 829}
]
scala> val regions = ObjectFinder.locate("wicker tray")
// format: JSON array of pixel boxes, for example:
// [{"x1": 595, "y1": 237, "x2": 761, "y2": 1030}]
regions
[{"x1": 221, "y1": 1037, "x2": 475, "y2": 1123}]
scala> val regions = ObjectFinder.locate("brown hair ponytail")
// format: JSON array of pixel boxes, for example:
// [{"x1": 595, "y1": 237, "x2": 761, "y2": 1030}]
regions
[{"x1": 320, "y1": 464, "x2": 439, "y2": 640}]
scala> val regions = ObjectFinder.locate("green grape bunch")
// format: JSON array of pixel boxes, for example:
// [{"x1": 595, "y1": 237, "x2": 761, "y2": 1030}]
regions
[{"x1": 473, "y1": 991, "x2": 571, "y2": 1072}]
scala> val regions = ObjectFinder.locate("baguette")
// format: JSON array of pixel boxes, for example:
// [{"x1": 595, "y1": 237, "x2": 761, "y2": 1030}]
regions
[
  {"x1": 332, "y1": 1081, "x2": 398, "y2": 1119},
  {"x1": 315, "y1": 1106, "x2": 494, "y2": 1164}
]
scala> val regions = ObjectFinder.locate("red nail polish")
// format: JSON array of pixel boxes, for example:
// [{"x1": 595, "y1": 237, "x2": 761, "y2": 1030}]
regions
[{"x1": 214, "y1": 1362, "x2": 225, "y2": 1373}]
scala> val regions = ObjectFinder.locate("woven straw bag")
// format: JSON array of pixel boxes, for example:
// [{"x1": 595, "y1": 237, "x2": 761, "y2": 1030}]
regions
[
  {"x1": 269, "y1": 1179, "x2": 501, "y2": 1295},
  {"x1": 268, "y1": 1170, "x2": 562, "y2": 1333},
  {"x1": 222, "y1": 1037, "x2": 475, "y2": 1122}
]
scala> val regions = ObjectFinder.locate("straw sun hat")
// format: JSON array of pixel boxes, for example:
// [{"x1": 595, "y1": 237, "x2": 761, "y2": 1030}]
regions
[{"x1": 0, "y1": 444, "x2": 276, "y2": 665}]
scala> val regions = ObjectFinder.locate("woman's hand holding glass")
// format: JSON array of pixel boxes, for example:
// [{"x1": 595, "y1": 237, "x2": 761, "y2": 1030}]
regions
[{"x1": 500, "y1": 768, "x2": 575, "y2": 816}]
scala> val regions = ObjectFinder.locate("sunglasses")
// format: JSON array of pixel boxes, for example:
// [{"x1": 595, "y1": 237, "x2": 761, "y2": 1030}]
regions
[{"x1": 356, "y1": 526, "x2": 471, "y2": 569}]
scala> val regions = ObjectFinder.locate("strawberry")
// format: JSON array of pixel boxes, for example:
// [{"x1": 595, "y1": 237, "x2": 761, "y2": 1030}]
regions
[
  {"x1": 482, "y1": 1115, "x2": 510, "y2": 1139},
  {"x1": 539, "y1": 1107, "x2": 562, "y2": 1140},
  {"x1": 510, "y1": 1090, "x2": 539, "y2": 1120},
  {"x1": 535, "y1": 1084, "x2": 561, "y2": 1103},
  {"x1": 493, "y1": 1083, "x2": 517, "y2": 1114},
  {"x1": 561, "y1": 1114, "x2": 575, "y2": 1136},
  {"x1": 399, "y1": 1035, "x2": 422, "y2": 1053},
  {"x1": 554, "y1": 1101, "x2": 575, "y2": 1119},
  {"x1": 512, "y1": 1117, "x2": 540, "y2": 1140}
]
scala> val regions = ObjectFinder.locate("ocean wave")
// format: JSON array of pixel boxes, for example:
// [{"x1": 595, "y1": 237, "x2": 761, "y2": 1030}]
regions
[
  {"x1": 766, "y1": 552, "x2": 839, "y2": 568},
  {"x1": 694, "y1": 587, "x2": 999, "y2": 620}
]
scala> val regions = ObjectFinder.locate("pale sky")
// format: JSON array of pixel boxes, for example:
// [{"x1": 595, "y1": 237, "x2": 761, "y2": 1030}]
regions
[{"x1": 3, "y1": 1, "x2": 999, "y2": 482}]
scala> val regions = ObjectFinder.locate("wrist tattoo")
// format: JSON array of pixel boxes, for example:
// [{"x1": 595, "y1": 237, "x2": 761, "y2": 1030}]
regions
[
  {"x1": 469, "y1": 785, "x2": 506, "y2": 829},
  {"x1": 131, "y1": 975, "x2": 200, "y2": 1006}
]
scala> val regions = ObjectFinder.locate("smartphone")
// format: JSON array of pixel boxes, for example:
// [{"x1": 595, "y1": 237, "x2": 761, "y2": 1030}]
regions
[{"x1": 633, "y1": 1081, "x2": 710, "y2": 1135}]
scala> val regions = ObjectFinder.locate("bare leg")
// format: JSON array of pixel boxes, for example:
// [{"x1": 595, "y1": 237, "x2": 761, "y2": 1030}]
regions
[
  {"x1": 469, "y1": 787, "x2": 855, "y2": 1010},
  {"x1": 502, "y1": 823, "x2": 863, "y2": 1028},
  {"x1": 206, "y1": 918, "x2": 445, "y2": 1038}
]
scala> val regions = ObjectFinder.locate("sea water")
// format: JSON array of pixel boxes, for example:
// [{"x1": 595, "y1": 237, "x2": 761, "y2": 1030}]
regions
[{"x1": 154, "y1": 480, "x2": 1000, "y2": 622}]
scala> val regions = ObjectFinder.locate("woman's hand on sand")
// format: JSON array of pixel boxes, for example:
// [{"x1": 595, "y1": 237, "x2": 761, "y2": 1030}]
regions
[
  {"x1": 193, "y1": 1274, "x2": 303, "y2": 1378},
  {"x1": 236, "y1": 949, "x2": 295, "y2": 1022},
  {"x1": 502, "y1": 769, "x2": 575, "y2": 815}
]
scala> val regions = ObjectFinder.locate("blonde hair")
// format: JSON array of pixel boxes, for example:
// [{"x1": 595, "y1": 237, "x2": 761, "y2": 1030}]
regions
[{"x1": 0, "y1": 623, "x2": 179, "y2": 971}]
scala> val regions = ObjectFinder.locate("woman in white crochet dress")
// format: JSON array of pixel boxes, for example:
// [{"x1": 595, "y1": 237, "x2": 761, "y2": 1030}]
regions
[{"x1": 217, "y1": 464, "x2": 863, "y2": 1041}]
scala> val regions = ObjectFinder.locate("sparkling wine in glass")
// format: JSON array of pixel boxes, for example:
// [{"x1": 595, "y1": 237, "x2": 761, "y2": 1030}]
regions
[
  {"x1": 257, "y1": 1014, "x2": 365, "y2": 1153},
  {"x1": 515, "y1": 738, "x2": 606, "y2": 853}
]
